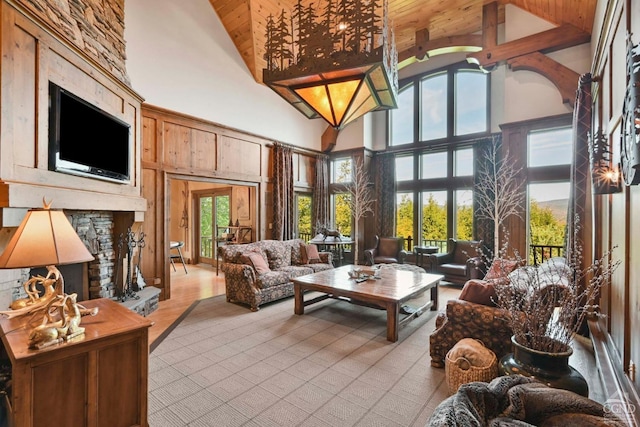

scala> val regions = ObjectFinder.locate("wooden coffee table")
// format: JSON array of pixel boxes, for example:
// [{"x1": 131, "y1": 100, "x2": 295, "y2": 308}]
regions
[{"x1": 292, "y1": 265, "x2": 443, "y2": 342}]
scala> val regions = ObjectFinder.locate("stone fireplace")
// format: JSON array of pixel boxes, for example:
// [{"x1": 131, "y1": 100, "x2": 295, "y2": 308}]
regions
[
  {"x1": 69, "y1": 211, "x2": 118, "y2": 300},
  {"x1": 0, "y1": 0, "x2": 149, "y2": 308}
]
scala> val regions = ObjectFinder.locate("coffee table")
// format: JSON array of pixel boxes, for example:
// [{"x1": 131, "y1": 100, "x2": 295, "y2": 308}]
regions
[{"x1": 292, "y1": 265, "x2": 443, "y2": 342}]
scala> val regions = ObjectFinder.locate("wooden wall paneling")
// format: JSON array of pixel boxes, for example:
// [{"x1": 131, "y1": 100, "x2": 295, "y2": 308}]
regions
[
  {"x1": 630, "y1": 185, "x2": 640, "y2": 390},
  {"x1": 163, "y1": 122, "x2": 191, "y2": 170},
  {"x1": 610, "y1": 14, "x2": 626, "y2": 125},
  {"x1": 140, "y1": 168, "x2": 164, "y2": 298},
  {"x1": 609, "y1": 186, "x2": 627, "y2": 356},
  {"x1": 142, "y1": 116, "x2": 159, "y2": 165},
  {"x1": 217, "y1": 135, "x2": 262, "y2": 178},
  {"x1": 10, "y1": 25, "x2": 37, "y2": 170},
  {"x1": 193, "y1": 128, "x2": 217, "y2": 172}
]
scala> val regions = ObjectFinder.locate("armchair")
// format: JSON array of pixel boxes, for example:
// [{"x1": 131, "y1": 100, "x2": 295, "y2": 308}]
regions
[
  {"x1": 363, "y1": 236, "x2": 410, "y2": 266},
  {"x1": 429, "y1": 299, "x2": 514, "y2": 367},
  {"x1": 428, "y1": 238, "x2": 485, "y2": 285}
]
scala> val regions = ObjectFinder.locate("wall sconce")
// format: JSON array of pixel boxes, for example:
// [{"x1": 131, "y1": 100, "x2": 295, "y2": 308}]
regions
[{"x1": 589, "y1": 130, "x2": 622, "y2": 194}]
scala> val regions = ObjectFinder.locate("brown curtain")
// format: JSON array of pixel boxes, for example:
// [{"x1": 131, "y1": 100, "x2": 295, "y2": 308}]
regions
[
  {"x1": 567, "y1": 73, "x2": 593, "y2": 270},
  {"x1": 374, "y1": 153, "x2": 396, "y2": 237},
  {"x1": 312, "y1": 154, "x2": 329, "y2": 233},
  {"x1": 273, "y1": 142, "x2": 294, "y2": 240}
]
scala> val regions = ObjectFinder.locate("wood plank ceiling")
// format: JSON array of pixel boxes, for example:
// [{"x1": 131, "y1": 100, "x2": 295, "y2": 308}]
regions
[{"x1": 209, "y1": 0, "x2": 597, "y2": 84}]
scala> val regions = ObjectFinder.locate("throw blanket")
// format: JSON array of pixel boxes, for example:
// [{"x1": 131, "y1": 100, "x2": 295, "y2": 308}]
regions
[{"x1": 428, "y1": 375, "x2": 626, "y2": 426}]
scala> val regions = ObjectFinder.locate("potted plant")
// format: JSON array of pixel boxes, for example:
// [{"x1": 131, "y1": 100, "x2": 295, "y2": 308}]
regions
[{"x1": 492, "y1": 220, "x2": 619, "y2": 396}]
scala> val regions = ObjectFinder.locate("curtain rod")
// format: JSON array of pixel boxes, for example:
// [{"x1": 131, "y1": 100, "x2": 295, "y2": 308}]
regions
[{"x1": 267, "y1": 141, "x2": 323, "y2": 157}]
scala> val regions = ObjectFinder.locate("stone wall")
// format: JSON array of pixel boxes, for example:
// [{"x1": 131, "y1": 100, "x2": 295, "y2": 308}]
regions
[
  {"x1": 17, "y1": 0, "x2": 129, "y2": 85},
  {"x1": 71, "y1": 211, "x2": 117, "y2": 299}
]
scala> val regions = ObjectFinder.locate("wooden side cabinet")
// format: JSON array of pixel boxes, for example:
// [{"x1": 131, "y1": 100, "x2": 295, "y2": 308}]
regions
[{"x1": 0, "y1": 298, "x2": 153, "y2": 427}]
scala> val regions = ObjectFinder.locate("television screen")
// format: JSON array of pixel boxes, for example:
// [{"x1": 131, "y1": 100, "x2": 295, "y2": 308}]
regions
[{"x1": 48, "y1": 82, "x2": 131, "y2": 184}]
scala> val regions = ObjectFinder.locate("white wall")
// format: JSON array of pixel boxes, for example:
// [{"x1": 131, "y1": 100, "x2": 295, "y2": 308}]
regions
[
  {"x1": 124, "y1": 0, "x2": 325, "y2": 150},
  {"x1": 502, "y1": 5, "x2": 590, "y2": 123},
  {"x1": 124, "y1": 1, "x2": 591, "y2": 153}
]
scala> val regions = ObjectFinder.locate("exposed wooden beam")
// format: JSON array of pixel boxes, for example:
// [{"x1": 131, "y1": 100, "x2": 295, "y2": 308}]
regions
[
  {"x1": 398, "y1": 31, "x2": 483, "y2": 64},
  {"x1": 398, "y1": 28, "x2": 430, "y2": 63},
  {"x1": 508, "y1": 52, "x2": 580, "y2": 107},
  {"x1": 321, "y1": 126, "x2": 339, "y2": 153},
  {"x1": 482, "y1": 2, "x2": 498, "y2": 49},
  {"x1": 467, "y1": 23, "x2": 591, "y2": 69}
]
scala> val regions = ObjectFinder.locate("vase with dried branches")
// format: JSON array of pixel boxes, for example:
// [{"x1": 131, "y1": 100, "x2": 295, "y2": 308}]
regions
[{"x1": 492, "y1": 219, "x2": 619, "y2": 396}]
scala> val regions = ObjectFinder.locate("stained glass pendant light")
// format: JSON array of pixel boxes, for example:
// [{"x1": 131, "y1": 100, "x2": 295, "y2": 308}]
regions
[{"x1": 263, "y1": 0, "x2": 398, "y2": 130}]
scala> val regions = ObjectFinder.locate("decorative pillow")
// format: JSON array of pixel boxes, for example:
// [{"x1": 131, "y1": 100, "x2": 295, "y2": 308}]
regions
[
  {"x1": 459, "y1": 279, "x2": 498, "y2": 306},
  {"x1": 539, "y1": 257, "x2": 572, "y2": 279},
  {"x1": 245, "y1": 252, "x2": 270, "y2": 274},
  {"x1": 485, "y1": 258, "x2": 520, "y2": 280},
  {"x1": 301, "y1": 243, "x2": 321, "y2": 264},
  {"x1": 265, "y1": 244, "x2": 291, "y2": 269},
  {"x1": 507, "y1": 266, "x2": 537, "y2": 291},
  {"x1": 290, "y1": 240, "x2": 304, "y2": 265}
]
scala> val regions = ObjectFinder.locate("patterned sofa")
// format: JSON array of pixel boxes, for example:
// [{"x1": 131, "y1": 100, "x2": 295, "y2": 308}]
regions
[{"x1": 219, "y1": 239, "x2": 333, "y2": 311}]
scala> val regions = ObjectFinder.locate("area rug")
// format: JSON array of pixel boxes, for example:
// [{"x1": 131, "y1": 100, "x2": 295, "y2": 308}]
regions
[{"x1": 148, "y1": 293, "x2": 449, "y2": 427}]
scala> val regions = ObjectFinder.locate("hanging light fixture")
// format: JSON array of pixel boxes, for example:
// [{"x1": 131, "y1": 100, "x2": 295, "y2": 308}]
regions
[{"x1": 263, "y1": 0, "x2": 398, "y2": 130}]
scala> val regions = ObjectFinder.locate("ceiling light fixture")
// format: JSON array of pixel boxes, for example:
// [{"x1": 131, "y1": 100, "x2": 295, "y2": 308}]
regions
[{"x1": 263, "y1": 0, "x2": 398, "y2": 130}]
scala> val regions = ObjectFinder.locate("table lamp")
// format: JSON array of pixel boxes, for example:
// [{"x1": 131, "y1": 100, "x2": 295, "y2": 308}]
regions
[{"x1": 0, "y1": 199, "x2": 94, "y2": 318}]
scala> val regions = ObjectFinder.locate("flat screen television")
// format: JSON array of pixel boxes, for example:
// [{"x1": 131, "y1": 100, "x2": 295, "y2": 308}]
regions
[{"x1": 48, "y1": 81, "x2": 131, "y2": 184}]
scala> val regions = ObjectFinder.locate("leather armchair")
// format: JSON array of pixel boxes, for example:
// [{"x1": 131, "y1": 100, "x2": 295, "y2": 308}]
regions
[
  {"x1": 363, "y1": 236, "x2": 410, "y2": 266},
  {"x1": 428, "y1": 238, "x2": 485, "y2": 285}
]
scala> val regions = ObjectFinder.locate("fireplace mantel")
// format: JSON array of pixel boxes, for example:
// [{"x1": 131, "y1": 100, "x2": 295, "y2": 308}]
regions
[{"x1": 0, "y1": 0, "x2": 146, "y2": 221}]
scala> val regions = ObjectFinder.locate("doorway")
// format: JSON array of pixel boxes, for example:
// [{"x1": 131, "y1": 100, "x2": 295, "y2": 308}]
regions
[{"x1": 195, "y1": 190, "x2": 231, "y2": 266}]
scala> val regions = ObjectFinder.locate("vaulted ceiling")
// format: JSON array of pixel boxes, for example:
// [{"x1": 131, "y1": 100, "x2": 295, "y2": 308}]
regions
[{"x1": 208, "y1": 0, "x2": 597, "y2": 84}]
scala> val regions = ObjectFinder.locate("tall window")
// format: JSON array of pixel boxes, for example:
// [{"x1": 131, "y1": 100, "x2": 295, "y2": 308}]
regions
[
  {"x1": 390, "y1": 64, "x2": 489, "y2": 146},
  {"x1": 526, "y1": 126, "x2": 572, "y2": 263},
  {"x1": 295, "y1": 193, "x2": 312, "y2": 239},
  {"x1": 390, "y1": 86, "x2": 414, "y2": 146},
  {"x1": 455, "y1": 189, "x2": 473, "y2": 240},
  {"x1": 421, "y1": 73, "x2": 448, "y2": 141},
  {"x1": 388, "y1": 63, "x2": 488, "y2": 245},
  {"x1": 422, "y1": 191, "x2": 448, "y2": 241},
  {"x1": 396, "y1": 192, "x2": 414, "y2": 239},
  {"x1": 330, "y1": 158, "x2": 353, "y2": 236},
  {"x1": 393, "y1": 146, "x2": 478, "y2": 245}
]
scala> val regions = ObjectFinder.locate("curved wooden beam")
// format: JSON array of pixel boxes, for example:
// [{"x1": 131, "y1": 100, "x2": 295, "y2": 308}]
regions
[
  {"x1": 467, "y1": 23, "x2": 590, "y2": 69},
  {"x1": 508, "y1": 52, "x2": 580, "y2": 107},
  {"x1": 398, "y1": 31, "x2": 482, "y2": 65}
]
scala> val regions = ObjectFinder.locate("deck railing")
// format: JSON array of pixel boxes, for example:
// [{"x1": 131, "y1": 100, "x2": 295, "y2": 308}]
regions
[{"x1": 529, "y1": 244, "x2": 564, "y2": 265}]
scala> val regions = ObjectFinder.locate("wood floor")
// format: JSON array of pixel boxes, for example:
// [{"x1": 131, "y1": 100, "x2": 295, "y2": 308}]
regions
[{"x1": 146, "y1": 263, "x2": 226, "y2": 345}]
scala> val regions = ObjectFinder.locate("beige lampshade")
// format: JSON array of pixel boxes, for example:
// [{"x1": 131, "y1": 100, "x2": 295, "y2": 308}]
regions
[{"x1": 0, "y1": 207, "x2": 94, "y2": 269}]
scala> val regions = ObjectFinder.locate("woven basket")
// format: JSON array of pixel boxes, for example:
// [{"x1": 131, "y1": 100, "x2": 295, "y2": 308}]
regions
[{"x1": 445, "y1": 341, "x2": 498, "y2": 395}]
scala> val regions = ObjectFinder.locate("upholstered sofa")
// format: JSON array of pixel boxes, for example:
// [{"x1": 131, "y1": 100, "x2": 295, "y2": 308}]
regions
[{"x1": 219, "y1": 239, "x2": 333, "y2": 311}]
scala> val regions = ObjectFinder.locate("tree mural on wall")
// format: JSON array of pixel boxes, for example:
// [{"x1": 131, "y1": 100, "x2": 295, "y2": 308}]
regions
[
  {"x1": 345, "y1": 157, "x2": 375, "y2": 264},
  {"x1": 475, "y1": 136, "x2": 524, "y2": 258}
]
